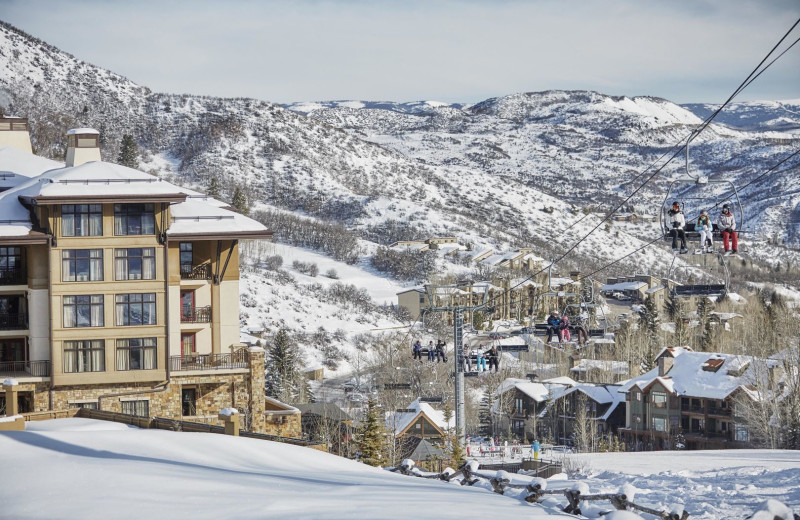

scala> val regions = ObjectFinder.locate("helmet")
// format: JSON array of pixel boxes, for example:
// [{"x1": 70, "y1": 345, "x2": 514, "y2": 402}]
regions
[
  {"x1": 722, "y1": 204, "x2": 730, "y2": 211},
  {"x1": 672, "y1": 201, "x2": 680, "y2": 207},
  {"x1": 551, "y1": 310, "x2": 558, "y2": 315},
  {"x1": 700, "y1": 210, "x2": 707, "y2": 215}
]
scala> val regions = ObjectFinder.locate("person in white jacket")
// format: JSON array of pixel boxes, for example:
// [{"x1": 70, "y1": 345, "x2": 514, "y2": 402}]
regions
[
  {"x1": 667, "y1": 201, "x2": 688, "y2": 253},
  {"x1": 717, "y1": 204, "x2": 738, "y2": 254},
  {"x1": 696, "y1": 209, "x2": 714, "y2": 253}
]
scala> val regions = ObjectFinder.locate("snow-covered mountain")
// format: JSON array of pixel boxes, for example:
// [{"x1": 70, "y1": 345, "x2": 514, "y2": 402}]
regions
[{"x1": 2, "y1": 20, "x2": 799, "y2": 373}]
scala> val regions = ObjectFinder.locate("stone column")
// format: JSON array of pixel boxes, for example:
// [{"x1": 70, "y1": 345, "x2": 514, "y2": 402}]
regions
[
  {"x1": 3, "y1": 379, "x2": 19, "y2": 416},
  {"x1": 247, "y1": 347, "x2": 266, "y2": 433}
]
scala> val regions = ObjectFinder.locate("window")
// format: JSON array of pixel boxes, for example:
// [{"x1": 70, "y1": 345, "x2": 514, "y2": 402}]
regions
[
  {"x1": 115, "y1": 293, "x2": 156, "y2": 326},
  {"x1": 735, "y1": 426, "x2": 749, "y2": 442},
  {"x1": 69, "y1": 402, "x2": 98, "y2": 410},
  {"x1": 181, "y1": 333, "x2": 196, "y2": 357},
  {"x1": 652, "y1": 392, "x2": 667, "y2": 409},
  {"x1": 0, "y1": 247, "x2": 21, "y2": 271},
  {"x1": 179, "y1": 243, "x2": 193, "y2": 274},
  {"x1": 515, "y1": 398, "x2": 524, "y2": 415},
  {"x1": 62, "y1": 249, "x2": 103, "y2": 282},
  {"x1": 121, "y1": 400, "x2": 149, "y2": 417},
  {"x1": 63, "y1": 295, "x2": 104, "y2": 328},
  {"x1": 653, "y1": 417, "x2": 667, "y2": 432},
  {"x1": 634, "y1": 391, "x2": 642, "y2": 402},
  {"x1": 114, "y1": 248, "x2": 155, "y2": 280},
  {"x1": 116, "y1": 338, "x2": 157, "y2": 371},
  {"x1": 114, "y1": 204, "x2": 154, "y2": 236},
  {"x1": 62, "y1": 204, "x2": 103, "y2": 237},
  {"x1": 63, "y1": 340, "x2": 105, "y2": 372}
]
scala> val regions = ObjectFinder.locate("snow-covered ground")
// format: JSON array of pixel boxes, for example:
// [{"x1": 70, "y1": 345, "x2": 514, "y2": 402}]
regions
[{"x1": 2, "y1": 418, "x2": 798, "y2": 519}]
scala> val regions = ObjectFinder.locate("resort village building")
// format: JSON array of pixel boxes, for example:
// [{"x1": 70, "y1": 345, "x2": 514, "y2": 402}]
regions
[{"x1": 0, "y1": 119, "x2": 300, "y2": 435}]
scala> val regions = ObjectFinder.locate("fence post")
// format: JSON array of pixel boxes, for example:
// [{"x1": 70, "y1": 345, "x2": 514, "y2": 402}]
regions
[{"x1": 218, "y1": 408, "x2": 240, "y2": 436}]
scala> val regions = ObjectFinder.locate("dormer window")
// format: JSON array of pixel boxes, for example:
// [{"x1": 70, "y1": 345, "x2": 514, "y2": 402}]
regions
[{"x1": 114, "y1": 204, "x2": 155, "y2": 236}]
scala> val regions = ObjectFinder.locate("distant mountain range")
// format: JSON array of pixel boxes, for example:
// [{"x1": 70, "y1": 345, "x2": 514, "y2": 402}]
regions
[{"x1": 2, "y1": 19, "x2": 799, "y2": 268}]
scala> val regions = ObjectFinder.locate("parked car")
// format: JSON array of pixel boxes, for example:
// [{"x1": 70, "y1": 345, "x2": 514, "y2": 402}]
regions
[{"x1": 612, "y1": 292, "x2": 632, "y2": 301}]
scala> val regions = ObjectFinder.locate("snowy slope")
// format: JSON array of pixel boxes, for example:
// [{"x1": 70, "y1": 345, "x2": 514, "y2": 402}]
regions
[
  {"x1": 1, "y1": 418, "x2": 798, "y2": 520},
  {"x1": 0, "y1": 418, "x2": 570, "y2": 520}
]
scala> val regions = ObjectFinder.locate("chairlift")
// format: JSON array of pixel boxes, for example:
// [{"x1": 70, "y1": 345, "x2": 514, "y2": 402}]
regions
[
  {"x1": 667, "y1": 252, "x2": 729, "y2": 299},
  {"x1": 660, "y1": 132, "x2": 745, "y2": 245}
]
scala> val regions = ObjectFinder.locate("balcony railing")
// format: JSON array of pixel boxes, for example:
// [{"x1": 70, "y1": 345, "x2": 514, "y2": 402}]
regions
[
  {"x1": 0, "y1": 313, "x2": 27, "y2": 330},
  {"x1": 0, "y1": 267, "x2": 26, "y2": 285},
  {"x1": 180, "y1": 306, "x2": 212, "y2": 323},
  {"x1": 0, "y1": 360, "x2": 51, "y2": 377},
  {"x1": 180, "y1": 264, "x2": 212, "y2": 280},
  {"x1": 169, "y1": 352, "x2": 249, "y2": 372}
]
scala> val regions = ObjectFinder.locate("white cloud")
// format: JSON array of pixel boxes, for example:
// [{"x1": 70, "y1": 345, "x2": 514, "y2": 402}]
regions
[{"x1": 1, "y1": 0, "x2": 798, "y2": 103}]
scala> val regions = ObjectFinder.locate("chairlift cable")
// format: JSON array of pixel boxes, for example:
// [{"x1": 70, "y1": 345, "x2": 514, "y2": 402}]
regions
[{"x1": 479, "y1": 18, "x2": 800, "y2": 311}]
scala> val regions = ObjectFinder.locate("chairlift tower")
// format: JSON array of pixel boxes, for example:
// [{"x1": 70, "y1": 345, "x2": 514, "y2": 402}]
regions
[{"x1": 423, "y1": 281, "x2": 491, "y2": 448}]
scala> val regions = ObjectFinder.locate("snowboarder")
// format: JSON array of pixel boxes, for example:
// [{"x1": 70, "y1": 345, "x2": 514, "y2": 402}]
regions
[
  {"x1": 718, "y1": 204, "x2": 738, "y2": 254},
  {"x1": 696, "y1": 209, "x2": 714, "y2": 253},
  {"x1": 546, "y1": 311, "x2": 562, "y2": 343},
  {"x1": 668, "y1": 201, "x2": 688, "y2": 253}
]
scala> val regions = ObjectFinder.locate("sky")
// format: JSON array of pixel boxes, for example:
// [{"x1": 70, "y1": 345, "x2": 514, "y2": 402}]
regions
[{"x1": 1, "y1": 0, "x2": 798, "y2": 105}]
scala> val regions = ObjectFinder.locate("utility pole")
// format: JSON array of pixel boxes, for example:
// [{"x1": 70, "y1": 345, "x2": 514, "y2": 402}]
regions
[{"x1": 424, "y1": 282, "x2": 491, "y2": 448}]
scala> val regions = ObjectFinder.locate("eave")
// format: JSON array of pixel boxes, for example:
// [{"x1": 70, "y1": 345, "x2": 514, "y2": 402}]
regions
[
  {"x1": 167, "y1": 230, "x2": 274, "y2": 241},
  {"x1": 21, "y1": 193, "x2": 188, "y2": 205}
]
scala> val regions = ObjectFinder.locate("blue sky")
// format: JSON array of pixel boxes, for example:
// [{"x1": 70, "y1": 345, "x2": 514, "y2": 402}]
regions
[{"x1": 1, "y1": 0, "x2": 798, "y2": 104}]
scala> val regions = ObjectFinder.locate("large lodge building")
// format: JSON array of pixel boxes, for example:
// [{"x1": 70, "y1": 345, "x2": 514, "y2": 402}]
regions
[{"x1": 0, "y1": 118, "x2": 299, "y2": 435}]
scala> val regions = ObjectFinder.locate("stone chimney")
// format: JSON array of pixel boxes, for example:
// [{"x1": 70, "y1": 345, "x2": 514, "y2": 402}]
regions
[
  {"x1": 0, "y1": 117, "x2": 33, "y2": 153},
  {"x1": 66, "y1": 128, "x2": 101, "y2": 167},
  {"x1": 657, "y1": 355, "x2": 674, "y2": 377}
]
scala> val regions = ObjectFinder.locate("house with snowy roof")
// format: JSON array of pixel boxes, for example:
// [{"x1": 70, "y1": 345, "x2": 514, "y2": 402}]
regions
[
  {"x1": 385, "y1": 398, "x2": 454, "y2": 441},
  {"x1": 602, "y1": 274, "x2": 661, "y2": 302},
  {"x1": 618, "y1": 346, "x2": 777, "y2": 450},
  {"x1": 492, "y1": 376, "x2": 625, "y2": 444},
  {"x1": 0, "y1": 123, "x2": 304, "y2": 436}
]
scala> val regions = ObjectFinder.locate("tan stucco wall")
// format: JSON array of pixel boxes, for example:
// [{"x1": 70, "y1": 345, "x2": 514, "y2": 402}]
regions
[{"x1": 0, "y1": 131, "x2": 32, "y2": 153}]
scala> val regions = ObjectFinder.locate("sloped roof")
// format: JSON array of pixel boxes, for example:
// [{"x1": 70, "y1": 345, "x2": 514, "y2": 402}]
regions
[
  {"x1": 403, "y1": 437, "x2": 445, "y2": 461},
  {"x1": 295, "y1": 403, "x2": 352, "y2": 422},
  {"x1": 570, "y1": 359, "x2": 629, "y2": 375},
  {"x1": 494, "y1": 378, "x2": 550, "y2": 402},
  {"x1": 385, "y1": 398, "x2": 454, "y2": 435},
  {"x1": 601, "y1": 281, "x2": 647, "y2": 292},
  {"x1": 0, "y1": 151, "x2": 270, "y2": 240}
]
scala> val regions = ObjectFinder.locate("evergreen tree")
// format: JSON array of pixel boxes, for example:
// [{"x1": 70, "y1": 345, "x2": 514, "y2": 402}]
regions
[
  {"x1": 477, "y1": 391, "x2": 493, "y2": 437},
  {"x1": 441, "y1": 403, "x2": 465, "y2": 467},
  {"x1": 117, "y1": 134, "x2": 139, "y2": 169},
  {"x1": 637, "y1": 295, "x2": 661, "y2": 370},
  {"x1": 231, "y1": 186, "x2": 249, "y2": 216},
  {"x1": 266, "y1": 329, "x2": 300, "y2": 402},
  {"x1": 206, "y1": 177, "x2": 221, "y2": 199},
  {"x1": 696, "y1": 297, "x2": 713, "y2": 351},
  {"x1": 356, "y1": 399, "x2": 386, "y2": 466}
]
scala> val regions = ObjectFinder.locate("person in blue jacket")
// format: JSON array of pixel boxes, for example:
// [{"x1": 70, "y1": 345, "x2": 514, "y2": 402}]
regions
[{"x1": 546, "y1": 311, "x2": 562, "y2": 343}]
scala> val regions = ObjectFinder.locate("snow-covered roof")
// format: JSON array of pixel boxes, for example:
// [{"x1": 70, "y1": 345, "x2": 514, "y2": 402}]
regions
[
  {"x1": 390, "y1": 242, "x2": 428, "y2": 252},
  {"x1": 621, "y1": 351, "x2": 770, "y2": 400},
  {"x1": 548, "y1": 277, "x2": 579, "y2": 288},
  {"x1": 385, "y1": 398, "x2": 454, "y2": 435},
  {"x1": 601, "y1": 281, "x2": 647, "y2": 292},
  {"x1": 570, "y1": 359, "x2": 629, "y2": 375},
  {"x1": 494, "y1": 378, "x2": 550, "y2": 402},
  {"x1": 480, "y1": 250, "x2": 523, "y2": 266},
  {"x1": 645, "y1": 285, "x2": 665, "y2": 294},
  {"x1": 0, "y1": 151, "x2": 270, "y2": 240},
  {"x1": 66, "y1": 128, "x2": 100, "y2": 135},
  {"x1": 542, "y1": 376, "x2": 578, "y2": 387}
]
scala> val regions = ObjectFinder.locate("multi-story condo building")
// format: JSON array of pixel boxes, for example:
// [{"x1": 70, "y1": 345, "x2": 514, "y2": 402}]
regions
[{"x1": 0, "y1": 119, "x2": 298, "y2": 435}]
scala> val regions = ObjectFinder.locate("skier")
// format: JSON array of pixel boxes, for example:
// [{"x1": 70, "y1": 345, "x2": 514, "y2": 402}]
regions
[
  {"x1": 486, "y1": 345, "x2": 499, "y2": 372},
  {"x1": 546, "y1": 311, "x2": 562, "y2": 343},
  {"x1": 668, "y1": 201, "x2": 688, "y2": 253},
  {"x1": 532, "y1": 439, "x2": 541, "y2": 461},
  {"x1": 574, "y1": 311, "x2": 589, "y2": 346},
  {"x1": 427, "y1": 341, "x2": 435, "y2": 362},
  {"x1": 412, "y1": 340, "x2": 422, "y2": 361},
  {"x1": 475, "y1": 346, "x2": 488, "y2": 372},
  {"x1": 464, "y1": 344, "x2": 473, "y2": 372},
  {"x1": 435, "y1": 340, "x2": 447, "y2": 363},
  {"x1": 560, "y1": 314, "x2": 571, "y2": 342},
  {"x1": 718, "y1": 204, "x2": 738, "y2": 254},
  {"x1": 696, "y1": 209, "x2": 714, "y2": 253}
]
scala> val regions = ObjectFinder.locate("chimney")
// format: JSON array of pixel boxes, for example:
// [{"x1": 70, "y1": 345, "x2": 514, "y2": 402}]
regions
[
  {"x1": 0, "y1": 116, "x2": 33, "y2": 153},
  {"x1": 66, "y1": 128, "x2": 101, "y2": 167},
  {"x1": 657, "y1": 355, "x2": 674, "y2": 376}
]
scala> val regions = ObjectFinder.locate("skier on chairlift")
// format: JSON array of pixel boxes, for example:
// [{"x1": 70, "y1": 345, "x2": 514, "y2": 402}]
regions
[
  {"x1": 718, "y1": 204, "x2": 738, "y2": 255},
  {"x1": 668, "y1": 201, "x2": 688, "y2": 254},
  {"x1": 696, "y1": 209, "x2": 714, "y2": 254}
]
